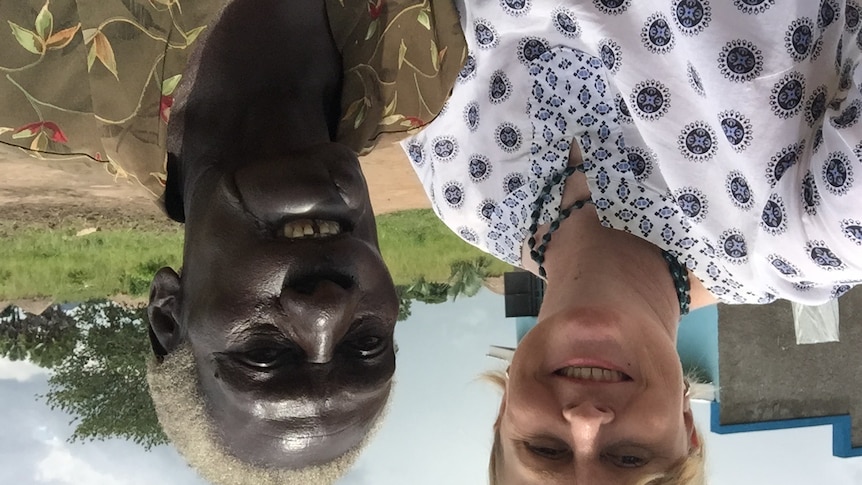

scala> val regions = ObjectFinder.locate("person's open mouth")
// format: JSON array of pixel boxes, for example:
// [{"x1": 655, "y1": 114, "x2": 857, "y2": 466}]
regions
[
  {"x1": 553, "y1": 366, "x2": 633, "y2": 383},
  {"x1": 282, "y1": 219, "x2": 346, "y2": 239}
]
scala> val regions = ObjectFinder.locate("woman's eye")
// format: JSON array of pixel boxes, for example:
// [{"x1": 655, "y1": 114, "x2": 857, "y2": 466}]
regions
[
  {"x1": 608, "y1": 454, "x2": 648, "y2": 468},
  {"x1": 525, "y1": 443, "x2": 569, "y2": 460},
  {"x1": 346, "y1": 335, "x2": 385, "y2": 357}
]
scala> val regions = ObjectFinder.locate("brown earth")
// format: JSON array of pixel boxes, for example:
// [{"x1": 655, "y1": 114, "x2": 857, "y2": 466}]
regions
[
  {"x1": 0, "y1": 136, "x2": 440, "y2": 308},
  {"x1": 0, "y1": 135, "x2": 429, "y2": 234}
]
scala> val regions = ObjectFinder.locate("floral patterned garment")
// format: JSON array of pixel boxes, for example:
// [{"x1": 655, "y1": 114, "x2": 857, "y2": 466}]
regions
[{"x1": 0, "y1": 0, "x2": 465, "y2": 198}]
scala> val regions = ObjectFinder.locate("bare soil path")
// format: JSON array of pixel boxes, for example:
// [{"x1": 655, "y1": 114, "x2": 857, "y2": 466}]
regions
[{"x1": 0, "y1": 136, "x2": 429, "y2": 233}]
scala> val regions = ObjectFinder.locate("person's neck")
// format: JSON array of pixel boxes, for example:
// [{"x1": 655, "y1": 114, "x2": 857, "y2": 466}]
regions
[
  {"x1": 167, "y1": 0, "x2": 343, "y2": 203},
  {"x1": 537, "y1": 193, "x2": 682, "y2": 339},
  {"x1": 522, "y1": 156, "x2": 715, "y2": 334}
]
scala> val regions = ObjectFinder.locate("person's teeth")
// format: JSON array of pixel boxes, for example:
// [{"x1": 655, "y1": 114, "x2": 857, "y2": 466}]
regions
[
  {"x1": 282, "y1": 219, "x2": 342, "y2": 239},
  {"x1": 558, "y1": 366, "x2": 626, "y2": 382}
]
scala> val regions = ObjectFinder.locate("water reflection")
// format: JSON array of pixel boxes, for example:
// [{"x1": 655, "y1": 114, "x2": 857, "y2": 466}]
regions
[{"x1": 3, "y1": 292, "x2": 862, "y2": 484}]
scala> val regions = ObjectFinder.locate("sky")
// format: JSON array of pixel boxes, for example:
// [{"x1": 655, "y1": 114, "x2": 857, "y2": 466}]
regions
[{"x1": 1, "y1": 289, "x2": 862, "y2": 484}]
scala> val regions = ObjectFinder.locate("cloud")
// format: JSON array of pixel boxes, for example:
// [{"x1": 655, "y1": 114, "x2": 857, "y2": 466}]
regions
[
  {"x1": 35, "y1": 438, "x2": 131, "y2": 485},
  {"x1": 0, "y1": 358, "x2": 51, "y2": 382}
]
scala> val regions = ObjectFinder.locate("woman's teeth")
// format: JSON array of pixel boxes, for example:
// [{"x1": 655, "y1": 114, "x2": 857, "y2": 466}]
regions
[
  {"x1": 556, "y1": 366, "x2": 628, "y2": 382},
  {"x1": 282, "y1": 219, "x2": 342, "y2": 239}
]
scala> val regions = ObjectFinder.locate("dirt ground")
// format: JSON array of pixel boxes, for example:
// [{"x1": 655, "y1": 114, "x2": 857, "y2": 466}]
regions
[
  {"x1": 0, "y1": 135, "x2": 429, "y2": 233},
  {"x1": 0, "y1": 137, "x2": 509, "y2": 308}
]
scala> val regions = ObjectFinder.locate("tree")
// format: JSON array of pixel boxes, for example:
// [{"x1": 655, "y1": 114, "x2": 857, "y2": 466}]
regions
[
  {"x1": 447, "y1": 256, "x2": 491, "y2": 300},
  {"x1": 43, "y1": 300, "x2": 168, "y2": 449},
  {"x1": 395, "y1": 285, "x2": 413, "y2": 321},
  {"x1": 1, "y1": 301, "x2": 167, "y2": 449},
  {"x1": 403, "y1": 276, "x2": 450, "y2": 304},
  {"x1": 0, "y1": 305, "x2": 80, "y2": 368}
]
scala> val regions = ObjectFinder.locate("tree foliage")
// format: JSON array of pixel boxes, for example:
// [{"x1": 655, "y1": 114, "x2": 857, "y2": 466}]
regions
[
  {"x1": 0, "y1": 305, "x2": 80, "y2": 368},
  {"x1": 0, "y1": 300, "x2": 167, "y2": 450},
  {"x1": 394, "y1": 256, "x2": 493, "y2": 321},
  {"x1": 447, "y1": 257, "x2": 491, "y2": 300}
]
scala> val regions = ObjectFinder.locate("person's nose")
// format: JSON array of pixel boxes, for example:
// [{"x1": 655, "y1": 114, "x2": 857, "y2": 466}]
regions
[
  {"x1": 278, "y1": 276, "x2": 359, "y2": 364},
  {"x1": 563, "y1": 402, "x2": 615, "y2": 453}
]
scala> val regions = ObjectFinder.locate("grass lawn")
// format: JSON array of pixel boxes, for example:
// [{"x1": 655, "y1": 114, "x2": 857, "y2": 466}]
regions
[{"x1": 0, "y1": 209, "x2": 510, "y2": 302}]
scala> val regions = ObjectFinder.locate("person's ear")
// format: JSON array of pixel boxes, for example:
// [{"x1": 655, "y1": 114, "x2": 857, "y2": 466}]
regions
[{"x1": 147, "y1": 267, "x2": 184, "y2": 356}]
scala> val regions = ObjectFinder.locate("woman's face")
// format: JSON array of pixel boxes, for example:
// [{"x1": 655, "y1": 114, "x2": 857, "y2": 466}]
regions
[{"x1": 497, "y1": 306, "x2": 694, "y2": 484}]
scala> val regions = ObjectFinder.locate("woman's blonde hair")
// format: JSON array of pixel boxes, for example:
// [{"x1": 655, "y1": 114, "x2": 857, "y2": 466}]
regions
[{"x1": 483, "y1": 371, "x2": 707, "y2": 485}]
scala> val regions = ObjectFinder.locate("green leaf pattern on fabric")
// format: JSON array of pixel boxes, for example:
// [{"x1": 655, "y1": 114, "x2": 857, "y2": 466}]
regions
[{"x1": 0, "y1": 0, "x2": 466, "y2": 198}]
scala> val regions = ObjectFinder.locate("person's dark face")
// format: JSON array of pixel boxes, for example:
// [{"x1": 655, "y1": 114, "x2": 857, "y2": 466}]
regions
[{"x1": 149, "y1": 143, "x2": 398, "y2": 467}]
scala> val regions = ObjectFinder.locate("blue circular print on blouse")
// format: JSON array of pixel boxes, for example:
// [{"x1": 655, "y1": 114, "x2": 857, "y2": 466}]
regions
[
  {"x1": 519, "y1": 37, "x2": 549, "y2": 64},
  {"x1": 842, "y1": 220, "x2": 862, "y2": 244},
  {"x1": 726, "y1": 171, "x2": 754, "y2": 209},
  {"x1": 679, "y1": 121, "x2": 717, "y2": 161},
  {"x1": 801, "y1": 170, "x2": 821, "y2": 215},
  {"x1": 503, "y1": 173, "x2": 525, "y2": 194},
  {"x1": 719, "y1": 111, "x2": 752, "y2": 151},
  {"x1": 474, "y1": 20, "x2": 498, "y2": 49},
  {"x1": 594, "y1": 0, "x2": 631, "y2": 15},
  {"x1": 642, "y1": 13, "x2": 675, "y2": 54},
  {"x1": 674, "y1": 0, "x2": 710, "y2": 35},
  {"x1": 760, "y1": 195, "x2": 786, "y2": 234},
  {"x1": 676, "y1": 190, "x2": 706, "y2": 221},
  {"x1": 458, "y1": 55, "x2": 477, "y2": 82},
  {"x1": 719, "y1": 40, "x2": 763, "y2": 82},
  {"x1": 468, "y1": 154, "x2": 492, "y2": 182},
  {"x1": 478, "y1": 199, "x2": 497, "y2": 221},
  {"x1": 822, "y1": 151, "x2": 853, "y2": 195},
  {"x1": 768, "y1": 143, "x2": 802, "y2": 186},
  {"x1": 722, "y1": 232, "x2": 748, "y2": 261},
  {"x1": 769, "y1": 255, "x2": 799, "y2": 276},
  {"x1": 819, "y1": 0, "x2": 839, "y2": 29},
  {"x1": 407, "y1": 142, "x2": 424, "y2": 167},
  {"x1": 432, "y1": 136, "x2": 458, "y2": 161},
  {"x1": 442, "y1": 181, "x2": 465, "y2": 208},
  {"x1": 786, "y1": 18, "x2": 814, "y2": 61},
  {"x1": 599, "y1": 40, "x2": 622, "y2": 73},
  {"x1": 847, "y1": 1, "x2": 861, "y2": 31},
  {"x1": 831, "y1": 100, "x2": 862, "y2": 129},
  {"x1": 734, "y1": 0, "x2": 774, "y2": 15},
  {"x1": 808, "y1": 242, "x2": 844, "y2": 269},
  {"x1": 553, "y1": 7, "x2": 580, "y2": 37},
  {"x1": 631, "y1": 81, "x2": 670, "y2": 120},
  {"x1": 496, "y1": 123, "x2": 523, "y2": 152},
  {"x1": 458, "y1": 227, "x2": 479, "y2": 244},
  {"x1": 771, "y1": 72, "x2": 805, "y2": 118},
  {"x1": 627, "y1": 148, "x2": 653, "y2": 180},
  {"x1": 807, "y1": 86, "x2": 828, "y2": 126},
  {"x1": 489, "y1": 70, "x2": 512, "y2": 104},
  {"x1": 464, "y1": 102, "x2": 480, "y2": 131},
  {"x1": 501, "y1": 0, "x2": 531, "y2": 16}
]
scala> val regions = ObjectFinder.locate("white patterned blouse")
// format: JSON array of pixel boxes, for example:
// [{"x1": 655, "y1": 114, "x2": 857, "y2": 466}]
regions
[{"x1": 402, "y1": 0, "x2": 862, "y2": 305}]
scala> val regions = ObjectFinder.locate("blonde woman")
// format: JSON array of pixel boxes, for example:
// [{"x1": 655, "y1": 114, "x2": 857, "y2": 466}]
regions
[{"x1": 403, "y1": 0, "x2": 862, "y2": 483}]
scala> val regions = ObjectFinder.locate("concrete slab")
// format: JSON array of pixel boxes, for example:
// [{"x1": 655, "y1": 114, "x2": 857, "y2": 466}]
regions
[{"x1": 717, "y1": 286, "x2": 862, "y2": 447}]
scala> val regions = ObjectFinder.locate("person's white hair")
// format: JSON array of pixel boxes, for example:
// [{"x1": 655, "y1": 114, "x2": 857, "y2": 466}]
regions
[{"x1": 146, "y1": 346, "x2": 388, "y2": 485}]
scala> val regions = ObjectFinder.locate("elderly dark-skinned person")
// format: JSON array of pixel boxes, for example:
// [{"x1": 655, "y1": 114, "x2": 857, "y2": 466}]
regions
[
  {"x1": 0, "y1": 0, "x2": 465, "y2": 483},
  {"x1": 403, "y1": 1, "x2": 862, "y2": 484}
]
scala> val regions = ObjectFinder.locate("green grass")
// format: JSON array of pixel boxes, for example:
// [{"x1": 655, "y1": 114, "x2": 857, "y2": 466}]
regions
[
  {"x1": 0, "y1": 227, "x2": 184, "y2": 302},
  {"x1": 377, "y1": 209, "x2": 511, "y2": 285},
  {"x1": 0, "y1": 209, "x2": 510, "y2": 301}
]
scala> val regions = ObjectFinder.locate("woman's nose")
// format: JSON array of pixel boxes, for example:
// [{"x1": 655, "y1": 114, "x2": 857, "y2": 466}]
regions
[
  {"x1": 563, "y1": 402, "x2": 615, "y2": 449},
  {"x1": 277, "y1": 276, "x2": 358, "y2": 363}
]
